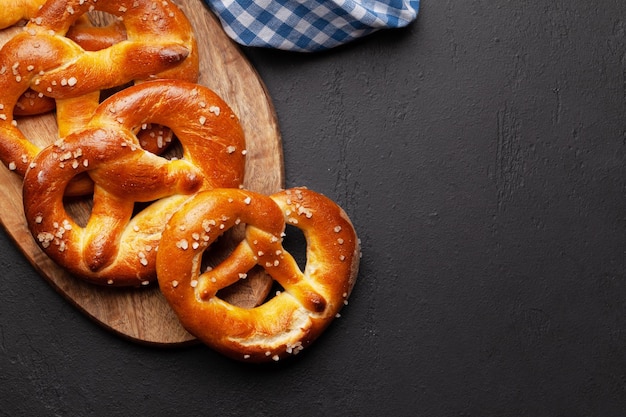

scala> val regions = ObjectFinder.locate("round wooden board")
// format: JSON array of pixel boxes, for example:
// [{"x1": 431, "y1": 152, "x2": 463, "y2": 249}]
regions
[{"x1": 0, "y1": 0, "x2": 284, "y2": 345}]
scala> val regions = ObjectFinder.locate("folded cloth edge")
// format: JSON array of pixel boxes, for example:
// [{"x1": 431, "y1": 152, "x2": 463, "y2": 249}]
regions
[{"x1": 203, "y1": 0, "x2": 420, "y2": 52}]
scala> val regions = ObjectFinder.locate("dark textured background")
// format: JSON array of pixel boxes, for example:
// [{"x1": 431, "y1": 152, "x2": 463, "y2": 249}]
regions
[{"x1": 2, "y1": 1, "x2": 626, "y2": 416}]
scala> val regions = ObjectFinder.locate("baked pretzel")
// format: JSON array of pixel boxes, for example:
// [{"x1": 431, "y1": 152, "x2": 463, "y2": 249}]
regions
[
  {"x1": 0, "y1": 0, "x2": 198, "y2": 181},
  {"x1": 156, "y1": 188, "x2": 360, "y2": 362},
  {"x1": 23, "y1": 80, "x2": 246, "y2": 286}
]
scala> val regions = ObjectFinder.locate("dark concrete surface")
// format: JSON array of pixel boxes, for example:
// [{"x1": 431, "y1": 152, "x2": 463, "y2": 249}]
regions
[{"x1": 2, "y1": 1, "x2": 626, "y2": 416}]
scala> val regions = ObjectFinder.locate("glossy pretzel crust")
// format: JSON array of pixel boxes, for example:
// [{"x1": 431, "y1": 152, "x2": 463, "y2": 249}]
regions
[
  {"x1": 23, "y1": 80, "x2": 245, "y2": 286},
  {"x1": 0, "y1": 0, "x2": 198, "y2": 181},
  {"x1": 157, "y1": 188, "x2": 360, "y2": 362}
]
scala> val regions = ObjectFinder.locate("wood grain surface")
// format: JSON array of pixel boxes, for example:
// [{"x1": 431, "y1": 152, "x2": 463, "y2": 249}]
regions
[{"x1": 0, "y1": 0, "x2": 283, "y2": 345}]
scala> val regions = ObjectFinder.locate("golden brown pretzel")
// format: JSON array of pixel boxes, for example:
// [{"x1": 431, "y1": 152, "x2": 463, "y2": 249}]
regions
[
  {"x1": 0, "y1": 0, "x2": 198, "y2": 181},
  {"x1": 23, "y1": 80, "x2": 246, "y2": 286},
  {"x1": 156, "y1": 188, "x2": 360, "y2": 362}
]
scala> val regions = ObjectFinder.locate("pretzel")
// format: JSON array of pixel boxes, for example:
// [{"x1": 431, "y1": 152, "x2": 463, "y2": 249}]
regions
[
  {"x1": 23, "y1": 80, "x2": 246, "y2": 286},
  {"x1": 0, "y1": 0, "x2": 198, "y2": 183},
  {"x1": 156, "y1": 188, "x2": 360, "y2": 362}
]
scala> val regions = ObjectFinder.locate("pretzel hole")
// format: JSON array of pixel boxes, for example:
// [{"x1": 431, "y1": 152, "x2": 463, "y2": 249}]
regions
[
  {"x1": 282, "y1": 224, "x2": 307, "y2": 272},
  {"x1": 13, "y1": 112, "x2": 56, "y2": 150},
  {"x1": 71, "y1": 11, "x2": 128, "y2": 51},
  {"x1": 86, "y1": 11, "x2": 118, "y2": 28},
  {"x1": 157, "y1": 134, "x2": 181, "y2": 158},
  {"x1": 218, "y1": 265, "x2": 275, "y2": 307},
  {"x1": 63, "y1": 193, "x2": 93, "y2": 228},
  {"x1": 262, "y1": 280, "x2": 286, "y2": 304},
  {"x1": 134, "y1": 128, "x2": 179, "y2": 158}
]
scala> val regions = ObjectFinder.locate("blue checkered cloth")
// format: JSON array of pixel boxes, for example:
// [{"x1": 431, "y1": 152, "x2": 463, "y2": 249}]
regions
[{"x1": 203, "y1": 0, "x2": 419, "y2": 52}]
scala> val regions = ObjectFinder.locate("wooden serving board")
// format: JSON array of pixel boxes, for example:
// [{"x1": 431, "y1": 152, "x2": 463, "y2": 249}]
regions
[{"x1": 0, "y1": 0, "x2": 284, "y2": 345}]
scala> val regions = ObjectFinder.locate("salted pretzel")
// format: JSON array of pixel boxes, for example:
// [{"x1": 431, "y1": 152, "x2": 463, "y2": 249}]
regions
[
  {"x1": 0, "y1": 0, "x2": 198, "y2": 183},
  {"x1": 23, "y1": 80, "x2": 246, "y2": 286},
  {"x1": 156, "y1": 188, "x2": 360, "y2": 362},
  {"x1": 1, "y1": 3, "x2": 128, "y2": 117}
]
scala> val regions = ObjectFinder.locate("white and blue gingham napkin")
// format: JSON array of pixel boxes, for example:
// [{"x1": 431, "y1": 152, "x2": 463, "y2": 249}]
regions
[{"x1": 203, "y1": 0, "x2": 420, "y2": 52}]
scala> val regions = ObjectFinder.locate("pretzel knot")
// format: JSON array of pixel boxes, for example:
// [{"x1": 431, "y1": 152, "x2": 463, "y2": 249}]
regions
[
  {"x1": 0, "y1": 0, "x2": 198, "y2": 183},
  {"x1": 156, "y1": 188, "x2": 360, "y2": 362},
  {"x1": 2, "y1": 1, "x2": 127, "y2": 116},
  {"x1": 23, "y1": 80, "x2": 245, "y2": 286}
]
